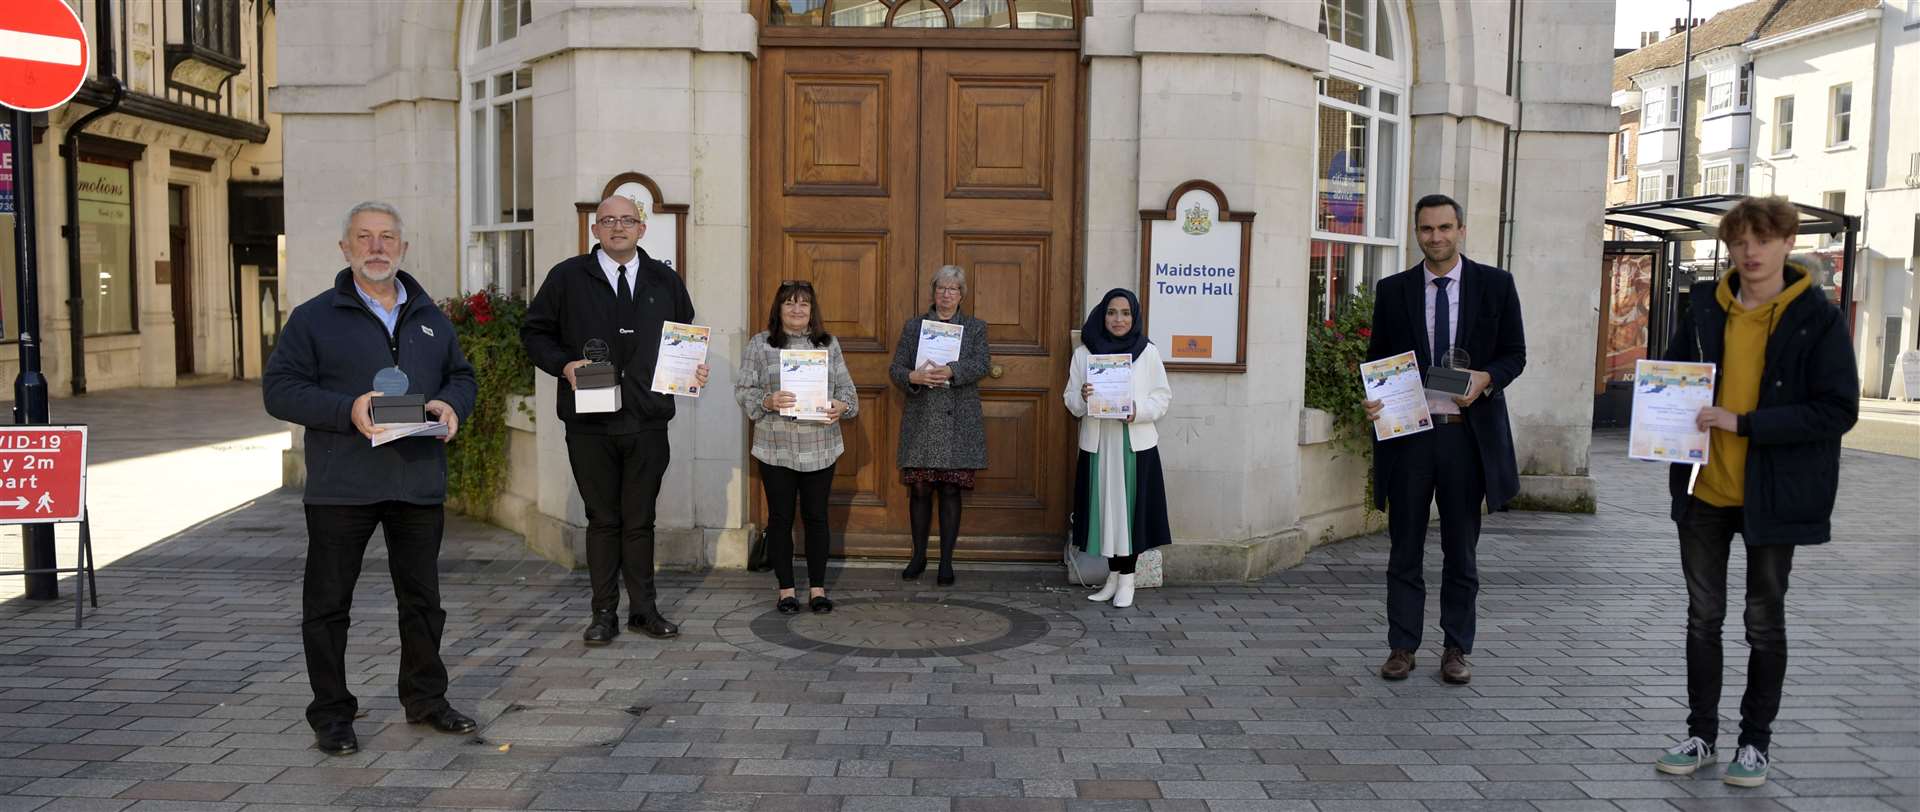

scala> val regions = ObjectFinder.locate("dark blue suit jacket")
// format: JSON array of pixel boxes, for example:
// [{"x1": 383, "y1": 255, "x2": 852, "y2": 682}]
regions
[{"x1": 1364, "y1": 257, "x2": 1527, "y2": 511}]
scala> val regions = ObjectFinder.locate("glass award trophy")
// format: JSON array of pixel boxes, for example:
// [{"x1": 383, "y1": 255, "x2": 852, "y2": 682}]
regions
[
  {"x1": 1424, "y1": 348, "x2": 1474, "y2": 397},
  {"x1": 369, "y1": 366, "x2": 426, "y2": 424},
  {"x1": 574, "y1": 338, "x2": 621, "y2": 413}
]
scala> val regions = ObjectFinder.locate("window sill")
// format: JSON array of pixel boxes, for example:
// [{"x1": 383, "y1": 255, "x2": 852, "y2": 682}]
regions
[
  {"x1": 1770, "y1": 152, "x2": 1795, "y2": 160},
  {"x1": 1825, "y1": 143, "x2": 1855, "y2": 153}
]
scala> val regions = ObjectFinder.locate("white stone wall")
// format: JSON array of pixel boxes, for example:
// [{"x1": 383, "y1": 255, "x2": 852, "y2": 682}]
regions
[{"x1": 1864, "y1": 6, "x2": 1919, "y2": 397}]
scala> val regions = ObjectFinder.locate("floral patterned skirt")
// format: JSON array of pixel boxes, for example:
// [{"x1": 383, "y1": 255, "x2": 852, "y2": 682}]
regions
[{"x1": 900, "y1": 467, "x2": 977, "y2": 489}]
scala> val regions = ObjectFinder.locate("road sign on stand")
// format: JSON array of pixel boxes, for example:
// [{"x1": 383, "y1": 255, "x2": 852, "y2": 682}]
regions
[
  {"x1": 0, "y1": 425, "x2": 86, "y2": 523},
  {"x1": 0, "y1": 0, "x2": 92, "y2": 113},
  {"x1": 0, "y1": 425, "x2": 94, "y2": 627}
]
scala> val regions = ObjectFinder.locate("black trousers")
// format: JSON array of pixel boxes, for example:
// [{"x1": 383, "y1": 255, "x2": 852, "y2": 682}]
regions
[
  {"x1": 302, "y1": 501, "x2": 450, "y2": 730},
  {"x1": 1384, "y1": 422, "x2": 1485, "y2": 653},
  {"x1": 1679, "y1": 498, "x2": 1795, "y2": 752},
  {"x1": 565, "y1": 431, "x2": 671, "y2": 616},
  {"x1": 759, "y1": 460, "x2": 835, "y2": 590}
]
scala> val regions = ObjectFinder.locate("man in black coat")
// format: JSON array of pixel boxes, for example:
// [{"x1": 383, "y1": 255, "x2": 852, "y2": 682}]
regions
[
  {"x1": 1362, "y1": 194, "x2": 1527, "y2": 686},
  {"x1": 263, "y1": 202, "x2": 479, "y2": 756},
  {"x1": 1648, "y1": 196, "x2": 1857, "y2": 788},
  {"x1": 521, "y1": 194, "x2": 707, "y2": 645}
]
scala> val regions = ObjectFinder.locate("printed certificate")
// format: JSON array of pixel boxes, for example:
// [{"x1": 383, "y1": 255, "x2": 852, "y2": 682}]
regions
[
  {"x1": 1629, "y1": 359, "x2": 1716, "y2": 463},
  {"x1": 1360, "y1": 351, "x2": 1433, "y2": 441},
  {"x1": 779, "y1": 349, "x2": 832, "y2": 422},
  {"x1": 650, "y1": 322, "x2": 710, "y2": 397},
  {"x1": 915, "y1": 320, "x2": 963, "y2": 369},
  {"x1": 1086, "y1": 354, "x2": 1134, "y2": 419}
]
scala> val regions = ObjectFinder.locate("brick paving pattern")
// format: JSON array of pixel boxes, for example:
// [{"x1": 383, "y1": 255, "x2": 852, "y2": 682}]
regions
[{"x1": 1, "y1": 384, "x2": 1915, "y2": 811}]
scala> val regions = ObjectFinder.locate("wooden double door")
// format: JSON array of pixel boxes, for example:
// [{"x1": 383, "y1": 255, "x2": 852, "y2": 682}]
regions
[{"x1": 753, "y1": 47, "x2": 1079, "y2": 560}]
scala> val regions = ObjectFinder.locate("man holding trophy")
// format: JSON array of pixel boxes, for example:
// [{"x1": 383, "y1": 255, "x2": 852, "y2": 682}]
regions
[
  {"x1": 263, "y1": 201, "x2": 479, "y2": 756},
  {"x1": 1361, "y1": 194, "x2": 1527, "y2": 685},
  {"x1": 522, "y1": 194, "x2": 708, "y2": 646}
]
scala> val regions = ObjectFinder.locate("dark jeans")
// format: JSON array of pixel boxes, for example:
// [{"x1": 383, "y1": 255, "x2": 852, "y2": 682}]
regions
[
  {"x1": 1385, "y1": 423, "x2": 1485, "y2": 653},
  {"x1": 1679, "y1": 498, "x2": 1795, "y2": 752},
  {"x1": 565, "y1": 431, "x2": 671, "y2": 617},
  {"x1": 1108, "y1": 554, "x2": 1137, "y2": 575},
  {"x1": 302, "y1": 501, "x2": 450, "y2": 730},
  {"x1": 759, "y1": 460, "x2": 836, "y2": 590}
]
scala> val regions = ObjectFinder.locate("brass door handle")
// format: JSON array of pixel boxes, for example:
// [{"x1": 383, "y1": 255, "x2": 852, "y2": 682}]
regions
[{"x1": 989, "y1": 364, "x2": 1004, "y2": 379}]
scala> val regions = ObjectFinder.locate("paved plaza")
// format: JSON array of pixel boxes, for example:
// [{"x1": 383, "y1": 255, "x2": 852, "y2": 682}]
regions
[{"x1": 0, "y1": 384, "x2": 1916, "y2": 811}]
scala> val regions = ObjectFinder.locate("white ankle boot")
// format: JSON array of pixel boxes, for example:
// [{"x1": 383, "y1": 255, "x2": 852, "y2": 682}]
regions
[
  {"x1": 1113, "y1": 574, "x2": 1136, "y2": 608},
  {"x1": 1088, "y1": 571, "x2": 1119, "y2": 602}
]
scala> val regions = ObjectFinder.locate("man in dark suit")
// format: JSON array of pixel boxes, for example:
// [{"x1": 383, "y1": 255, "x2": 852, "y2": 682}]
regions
[{"x1": 1361, "y1": 194, "x2": 1527, "y2": 685}]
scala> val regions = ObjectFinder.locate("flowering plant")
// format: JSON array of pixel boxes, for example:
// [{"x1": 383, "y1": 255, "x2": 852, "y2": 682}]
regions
[
  {"x1": 1303, "y1": 289, "x2": 1376, "y2": 460},
  {"x1": 438, "y1": 286, "x2": 533, "y2": 519}
]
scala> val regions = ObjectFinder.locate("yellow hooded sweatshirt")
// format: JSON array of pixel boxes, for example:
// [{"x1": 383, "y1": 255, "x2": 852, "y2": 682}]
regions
[{"x1": 1694, "y1": 266, "x2": 1814, "y2": 508}]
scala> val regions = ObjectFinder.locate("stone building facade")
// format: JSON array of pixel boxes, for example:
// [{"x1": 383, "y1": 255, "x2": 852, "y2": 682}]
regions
[
  {"x1": 275, "y1": 0, "x2": 1613, "y2": 579},
  {"x1": 2, "y1": 0, "x2": 283, "y2": 396}
]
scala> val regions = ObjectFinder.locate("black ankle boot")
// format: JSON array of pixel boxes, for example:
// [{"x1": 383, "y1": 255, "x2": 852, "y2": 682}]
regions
[{"x1": 901, "y1": 557, "x2": 927, "y2": 580}]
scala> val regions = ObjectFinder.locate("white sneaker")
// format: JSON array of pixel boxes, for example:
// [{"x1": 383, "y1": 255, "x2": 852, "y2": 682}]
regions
[
  {"x1": 1113, "y1": 574, "x2": 1136, "y2": 608},
  {"x1": 1088, "y1": 572, "x2": 1118, "y2": 602}
]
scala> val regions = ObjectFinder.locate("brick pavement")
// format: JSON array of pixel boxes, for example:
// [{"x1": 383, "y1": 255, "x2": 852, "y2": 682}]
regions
[{"x1": 1, "y1": 385, "x2": 1915, "y2": 811}]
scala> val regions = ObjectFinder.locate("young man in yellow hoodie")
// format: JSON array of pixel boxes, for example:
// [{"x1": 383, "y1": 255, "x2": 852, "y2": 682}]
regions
[{"x1": 1652, "y1": 196, "x2": 1859, "y2": 787}]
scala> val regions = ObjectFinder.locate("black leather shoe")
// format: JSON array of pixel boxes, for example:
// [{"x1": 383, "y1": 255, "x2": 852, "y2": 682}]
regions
[
  {"x1": 810, "y1": 594, "x2": 834, "y2": 613},
  {"x1": 583, "y1": 611, "x2": 620, "y2": 646},
  {"x1": 314, "y1": 722, "x2": 358, "y2": 756},
  {"x1": 409, "y1": 707, "x2": 478, "y2": 734},
  {"x1": 901, "y1": 558, "x2": 927, "y2": 580},
  {"x1": 628, "y1": 613, "x2": 680, "y2": 639},
  {"x1": 936, "y1": 569, "x2": 956, "y2": 587},
  {"x1": 776, "y1": 596, "x2": 801, "y2": 614}
]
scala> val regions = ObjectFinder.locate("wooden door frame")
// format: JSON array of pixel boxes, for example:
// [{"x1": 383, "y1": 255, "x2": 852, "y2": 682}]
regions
[
  {"x1": 168, "y1": 184, "x2": 195, "y2": 376},
  {"x1": 748, "y1": 6, "x2": 1091, "y2": 562}
]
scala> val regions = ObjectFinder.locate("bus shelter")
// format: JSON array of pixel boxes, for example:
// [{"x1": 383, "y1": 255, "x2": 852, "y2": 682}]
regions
[{"x1": 1592, "y1": 194, "x2": 1859, "y2": 426}]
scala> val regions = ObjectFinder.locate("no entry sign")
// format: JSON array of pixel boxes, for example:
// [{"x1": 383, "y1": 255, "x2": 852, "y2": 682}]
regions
[
  {"x1": 0, "y1": 426, "x2": 88, "y2": 524},
  {"x1": 0, "y1": 0, "x2": 92, "y2": 113}
]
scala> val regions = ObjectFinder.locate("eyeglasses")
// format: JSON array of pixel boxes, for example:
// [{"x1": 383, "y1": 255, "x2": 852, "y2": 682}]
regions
[
  {"x1": 778, "y1": 280, "x2": 814, "y2": 290},
  {"x1": 934, "y1": 285, "x2": 963, "y2": 294},
  {"x1": 596, "y1": 216, "x2": 643, "y2": 229}
]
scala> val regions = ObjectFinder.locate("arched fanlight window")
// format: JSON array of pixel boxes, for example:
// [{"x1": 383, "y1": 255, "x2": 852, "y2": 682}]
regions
[
  {"x1": 1309, "y1": 0, "x2": 1411, "y2": 321},
  {"x1": 768, "y1": 0, "x2": 1073, "y2": 29}
]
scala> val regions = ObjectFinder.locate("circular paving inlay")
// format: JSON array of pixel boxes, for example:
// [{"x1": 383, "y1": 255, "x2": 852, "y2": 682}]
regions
[{"x1": 716, "y1": 593, "x2": 1084, "y2": 666}]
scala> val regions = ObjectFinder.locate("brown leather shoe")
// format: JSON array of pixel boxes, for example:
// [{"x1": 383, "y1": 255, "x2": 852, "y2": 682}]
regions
[
  {"x1": 1441, "y1": 646, "x2": 1472, "y2": 684},
  {"x1": 1379, "y1": 648, "x2": 1416, "y2": 680}
]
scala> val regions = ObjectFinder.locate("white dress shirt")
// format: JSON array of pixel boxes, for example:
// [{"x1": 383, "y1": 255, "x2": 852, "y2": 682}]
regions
[
  {"x1": 1424, "y1": 256, "x2": 1463, "y2": 416},
  {"x1": 596, "y1": 249, "x2": 637, "y2": 292}
]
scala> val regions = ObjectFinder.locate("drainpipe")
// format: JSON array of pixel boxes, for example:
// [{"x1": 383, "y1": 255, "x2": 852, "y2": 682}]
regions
[
  {"x1": 62, "y1": 0, "x2": 126, "y2": 395},
  {"x1": 1497, "y1": 0, "x2": 1524, "y2": 270}
]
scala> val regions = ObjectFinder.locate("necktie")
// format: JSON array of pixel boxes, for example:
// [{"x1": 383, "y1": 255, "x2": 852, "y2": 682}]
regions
[
  {"x1": 1432, "y1": 276, "x2": 1451, "y2": 363},
  {"x1": 616, "y1": 264, "x2": 632, "y2": 308}
]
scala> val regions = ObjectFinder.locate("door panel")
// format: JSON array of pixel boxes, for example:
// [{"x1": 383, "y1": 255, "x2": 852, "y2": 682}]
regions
[
  {"x1": 918, "y1": 49, "x2": 1075, "y2": 551},
  {"x1": 756, "y1": 47, "x2": 1077, "y2": 560}
]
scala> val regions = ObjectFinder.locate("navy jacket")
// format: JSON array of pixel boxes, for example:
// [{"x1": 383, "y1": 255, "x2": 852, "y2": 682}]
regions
[
  {"x1": 1662, "y1": 267, "x2": 1858, "y2": 545},
  {"x1": 520, "y1": 245, "x2": 695, "y2": 434},
  {"x1": 263, "y1": 269, "x2": 477, "y2": 505},
  {"x1": 1365, "y1": 257, "x2": 1528, "y2": 511}
]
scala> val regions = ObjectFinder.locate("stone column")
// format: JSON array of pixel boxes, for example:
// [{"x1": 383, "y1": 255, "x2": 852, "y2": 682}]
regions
[{"x1": 1088, "y1": 2, "x2": 1329, "y2": 581}]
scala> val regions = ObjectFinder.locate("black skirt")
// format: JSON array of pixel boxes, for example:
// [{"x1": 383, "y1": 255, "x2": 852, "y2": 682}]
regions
[{"x1": 1070, "y1": 444, "x2": 1173, "y2": 556}]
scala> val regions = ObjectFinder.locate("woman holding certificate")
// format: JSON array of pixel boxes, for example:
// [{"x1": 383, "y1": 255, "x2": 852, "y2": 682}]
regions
[
  {"x1": 1064, "y1": 288, "x2": 1174, "y2": 609},
  {"x1": 888, "y1": 265, "x2": 992, "y2": 586},
  {"x1": 735, "y1": 281, "x2": 857, "y2": 614}
]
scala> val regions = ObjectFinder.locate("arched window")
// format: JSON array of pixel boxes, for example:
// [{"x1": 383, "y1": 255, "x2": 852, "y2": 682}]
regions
[
  {"x1": 768, "y1": 0, "x2": 1073, "y2": 29},
  {"x1": 461, "y1": 0, "x2": 536, "y2": 295},
  {"x1": 1309, "y1": 0, "x2": 1410, "y2": 320}
]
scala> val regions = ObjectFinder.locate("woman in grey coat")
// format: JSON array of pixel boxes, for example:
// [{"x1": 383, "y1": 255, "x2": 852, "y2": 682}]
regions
[{"x1": 889, "y1": 265, "x2": 991, "y2": 585}]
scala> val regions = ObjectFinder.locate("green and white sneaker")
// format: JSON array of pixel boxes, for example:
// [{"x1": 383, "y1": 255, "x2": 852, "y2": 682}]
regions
[
  {"x1": 1654, "y1": 736, "x2": 1717, "y2": 775},
  {"x1": 1723, "y1": 745, "x2": 1769, "y2": 787}
]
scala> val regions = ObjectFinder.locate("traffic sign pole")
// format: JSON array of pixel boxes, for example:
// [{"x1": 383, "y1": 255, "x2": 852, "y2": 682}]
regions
[{"x1": 9, "y1": 107, "x2": 55, "y2": 599}]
